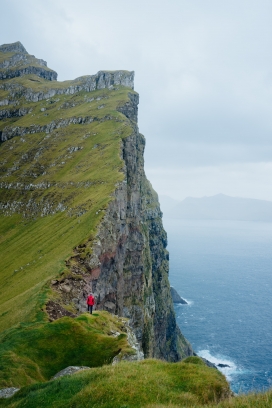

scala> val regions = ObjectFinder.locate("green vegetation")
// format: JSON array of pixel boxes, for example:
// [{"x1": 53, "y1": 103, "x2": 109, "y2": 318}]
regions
[
  {"x1": 0, "y1": 52, "x2": 14, "y2": 64},
  {"x1": 1, "y1": 356, "x2": 272, "y2": 407},
  {"x1": 1, "y1": 45, "x2": 272, "y2": 408},
  {"x1": 0, "y1": 357, "x2": 232, "y2": 407},
  {"x1": 0, "y1": 311, "x2": 133, "y2": 388},
  {"x1": 0, "y1": 75, "x2": 134, "y2": 332}
]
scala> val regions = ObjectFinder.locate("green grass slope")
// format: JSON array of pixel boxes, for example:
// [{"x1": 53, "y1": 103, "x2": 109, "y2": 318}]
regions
[
  {"x1": 1, "y1": 359, "x2": 272, "y2": 408},
  {"x1": 0, "y1": 311, "x2": 134, "y2": 388},
  {"x1": 0, "y1": 73, "x2": 134, "y2": 332},
  {"x1": 0, "y1": 357, "x2": 232, "y2": 408}
]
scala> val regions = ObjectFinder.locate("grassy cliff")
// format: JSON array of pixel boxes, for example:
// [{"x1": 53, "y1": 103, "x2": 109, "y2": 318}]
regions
[
  {"x1": 0, "y1": 41, "x2": 191, "y2": 364},
  {"x1": 1, "y1": 42, "x2": 270, "y2": 407},
  {"x1": 0, "y1": 64, "x2": 133, "y2": 332}
]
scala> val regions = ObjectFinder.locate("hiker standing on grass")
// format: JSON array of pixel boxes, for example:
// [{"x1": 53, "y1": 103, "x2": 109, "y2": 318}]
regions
[{"x1": 86, "y1": 293, "x2": 95, "y2": 314}]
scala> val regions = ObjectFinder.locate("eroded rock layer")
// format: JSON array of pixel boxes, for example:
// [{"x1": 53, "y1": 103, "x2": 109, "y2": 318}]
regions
[
  {"x1": 63, "y1": 126, "x2": 192, "y2": 360},
  {"x1": 0, "y1": 42, "x2": 192, "y2": 361}
]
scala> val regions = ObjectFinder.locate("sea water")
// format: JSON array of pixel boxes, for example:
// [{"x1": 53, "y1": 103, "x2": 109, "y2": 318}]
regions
[{"x1": 164, "y1": 219, "x2": 272, "y2": 394}]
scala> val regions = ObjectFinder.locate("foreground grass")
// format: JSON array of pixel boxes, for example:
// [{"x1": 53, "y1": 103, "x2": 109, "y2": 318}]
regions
[
  {"x1": 0, "y1": 357, "x2": 272, "y2": 408},
  {"x1": 0, "y1": 357, "x2": 232, "y2": 407},
  {"x1": 146, "y1": 390, "x2": 272, "y2": 408},
  {"x1": 0, "y1": 312, "x2": 132, "y2": 388}
]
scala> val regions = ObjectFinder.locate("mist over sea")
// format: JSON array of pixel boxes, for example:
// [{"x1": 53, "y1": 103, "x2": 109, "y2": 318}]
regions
[{"x1": 165, "y1": 218, "x2": 272, "y2": 394}]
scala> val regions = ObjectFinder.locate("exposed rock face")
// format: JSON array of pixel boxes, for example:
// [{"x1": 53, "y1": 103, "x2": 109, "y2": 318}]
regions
[
  {"x1": 112, "y1": 318, "x2": 144, "y2": 363},
  {"x1": 46, "y1": 300, "x2": 77, "y2": 321},
  {"x1": 0, "y1": 114, "x2": 113, "y2": 142},
  {"x1": 0, "y1": 387, "x2": 20, "y2": 399},
  {"x1": 57, "y1": 103, "x2": 192, "y2": 361},
  {"x1": 0, "y1": 41, "x2": 27, "y2": 53},
  {"x1": 0, "y1": 70, "x2": 134, "y2": 109},
  {"x1": 117, "y1": 92, "x2": 139, "y2": 122},
  {"x1": 0, "y1": 42, "x2": 192, "y2": 362},
  {"x1": 0, "y1": 42, "x2": 57, "y2": 81},
  {"x1": 0, "y1": 66, "x2": 57, "y2": 81},
  {"x1": 52, "y1": 366, "x2": 90, "y2": 379},
  {"x1": 171, "y1": 287, "x2": 188, "y2": 304}
]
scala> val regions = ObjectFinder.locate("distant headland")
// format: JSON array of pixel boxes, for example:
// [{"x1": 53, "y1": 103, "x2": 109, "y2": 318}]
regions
[{"x1": 161, "y1": 194, "x2": 272, "y2": 222}]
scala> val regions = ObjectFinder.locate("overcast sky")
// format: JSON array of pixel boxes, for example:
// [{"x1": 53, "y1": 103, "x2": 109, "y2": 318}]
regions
[{"x1": 2, "y1": 0, "x2": 272, "y2": 201}]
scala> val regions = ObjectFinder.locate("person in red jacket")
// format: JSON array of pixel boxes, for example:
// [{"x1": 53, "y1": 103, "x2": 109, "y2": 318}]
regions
[{"x1": 86, "y1": 293, "x2": 95, "y2": 314}]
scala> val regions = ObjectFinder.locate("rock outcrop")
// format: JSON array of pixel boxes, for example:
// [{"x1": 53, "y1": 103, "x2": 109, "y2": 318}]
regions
[
  {"x1": 171, "y1": 287, "x2": 188, "y2": 304},
  {"x1": 52, "y1": 366, "x2": 90, "y2": 380},
  {"x1": 0, "y1": 387, "x2": 20, "y2": 399},
  {"x1": 0, "y1": 41, "x2": 57, "y2": 81},
  {"x1": 0, "y1": 42, "x2": 192, "y2": 362},
  {"x1": 54, "y1": 99, "x2": 192, "y2": 361}
]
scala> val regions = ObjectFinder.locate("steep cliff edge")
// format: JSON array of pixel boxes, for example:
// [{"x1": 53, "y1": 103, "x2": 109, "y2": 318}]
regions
[
  {"x1": 0, "y1": 42, "x2": 192, "y2": 362},
  {"x1": 57, "y1": 122, "x2": 192, "y2": 360}
]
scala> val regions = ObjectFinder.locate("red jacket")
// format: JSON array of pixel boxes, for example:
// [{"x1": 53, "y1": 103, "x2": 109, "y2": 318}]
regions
[{"x1": 87, "y1": 295, "x2": 95, "y2": 306}]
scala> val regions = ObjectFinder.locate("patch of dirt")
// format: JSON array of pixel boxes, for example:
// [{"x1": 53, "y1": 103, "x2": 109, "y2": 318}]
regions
[{"x1": 46, "y1": 300, "x2": 77, "y2": 321}]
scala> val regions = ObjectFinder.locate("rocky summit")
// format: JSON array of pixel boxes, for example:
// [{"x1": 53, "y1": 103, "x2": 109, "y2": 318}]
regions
[{"x1": 0, "y1": 40, "x2": 192, "y2": 378}]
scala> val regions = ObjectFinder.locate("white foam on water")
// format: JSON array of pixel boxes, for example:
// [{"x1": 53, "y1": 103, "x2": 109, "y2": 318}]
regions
[
  {"x1": 175, "y1": 298, "x2": 194, "y2": 306},
  {"x1": 197, "y1": 349, "x2": 241, "y2": 381},
  {"x1": 183, "y1": 297, "x2": 194, "y2": 306}
]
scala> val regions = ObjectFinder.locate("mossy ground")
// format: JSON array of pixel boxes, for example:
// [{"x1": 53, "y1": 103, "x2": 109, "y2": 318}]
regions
[{"x1": 0, "y1": 311, "x2": 132, "y2": 388}]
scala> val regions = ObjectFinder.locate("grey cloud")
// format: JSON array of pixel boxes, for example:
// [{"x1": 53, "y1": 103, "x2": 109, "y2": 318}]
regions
[
  {"x1": 2, "y1": 0, "x2": 272, "y2": 200},
  {"x1": 144, "y1": 142, "x2": 272, "y2": 169}
]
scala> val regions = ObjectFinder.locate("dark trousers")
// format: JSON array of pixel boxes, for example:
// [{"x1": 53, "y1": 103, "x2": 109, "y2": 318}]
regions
[{"x1": 88, "y1": 305, "x2": 93, "y2": 314}]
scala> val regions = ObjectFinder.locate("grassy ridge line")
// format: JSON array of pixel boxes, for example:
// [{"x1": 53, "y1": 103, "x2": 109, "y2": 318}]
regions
[
  {"x1": 0, "y1": 357, "x2": 232, "y2": 407},
  {"x1": 0, "y1": 83, "x2": 134, "y2": 332},
  {"x1": 0, "y1": 70, "x2": 132, "y2": 99}
]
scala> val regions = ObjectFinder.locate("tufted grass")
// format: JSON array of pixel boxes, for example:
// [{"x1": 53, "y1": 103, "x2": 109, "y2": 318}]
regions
[
  {"x1": 0, "y1": 311, "x2": 133, "y2": 388},
  {"x1": 0, "y1": 357, "x2": 232, "y2": 407},
  {"x1": 1, "y1": 359, "x2": 272, "y2": 407}
]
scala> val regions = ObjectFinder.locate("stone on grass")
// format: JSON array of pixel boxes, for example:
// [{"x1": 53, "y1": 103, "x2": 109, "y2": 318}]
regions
[
  {"x1": 0, "y1": 387, "x2": 20, "y2": 399},
  {"x1": 52, "y1": 366, "x2": 90, "y2": 379}
]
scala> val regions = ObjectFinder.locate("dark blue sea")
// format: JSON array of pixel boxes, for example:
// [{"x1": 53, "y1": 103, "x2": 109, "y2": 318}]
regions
[{"x1": 164, "y1": 218, "x2": 272, "y2": 394}]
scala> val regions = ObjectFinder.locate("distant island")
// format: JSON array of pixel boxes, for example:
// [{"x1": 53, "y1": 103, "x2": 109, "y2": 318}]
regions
[{"x1": 161, "y1": 194, "x2": 272, "y2": 222}]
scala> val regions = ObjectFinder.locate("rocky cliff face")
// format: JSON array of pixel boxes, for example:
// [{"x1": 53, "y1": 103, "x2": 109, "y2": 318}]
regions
[
  {"x1": 0, "y1": 42, "x2": 192, "y2": 361},
  {"x1": 0, "y1": 42, "x2": 57, "y2": 81},
  {"x1": 51, "y1": 97, "x2": 192, "y2": 361}
]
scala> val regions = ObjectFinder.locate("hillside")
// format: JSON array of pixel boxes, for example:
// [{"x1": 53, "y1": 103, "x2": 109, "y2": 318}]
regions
[
  {"x1": 0, "y1": 357, "x2": 231, "y2": 407},
  {"x1": 0, "y1": 311, "x2": 138, "y2": 389},
  {"x1": 2, "y1": 357, "x2": 272, "y2": 408},
  {"x1": 163, "y1": 194, "x2": 272, "y2": 221},
  {"x1": 0, "y1": 40, "x2": 193, "y2": 384}
]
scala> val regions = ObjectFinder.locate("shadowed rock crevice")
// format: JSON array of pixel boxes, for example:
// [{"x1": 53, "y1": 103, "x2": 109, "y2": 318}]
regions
[{"x1": 52, "y1": 96, "x2": 193, "y2": 361}]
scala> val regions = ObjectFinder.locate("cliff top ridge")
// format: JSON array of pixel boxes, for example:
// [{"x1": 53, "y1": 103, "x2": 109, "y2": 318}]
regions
[
  {"x1": 0, "y1": 41, "x2": 27, "y2": 54},
  {"x1": 0, "y1": 42, "x2": 135, "y2": 87}
]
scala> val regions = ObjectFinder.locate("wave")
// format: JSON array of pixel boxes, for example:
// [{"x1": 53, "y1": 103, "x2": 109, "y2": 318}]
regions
[
  {"x1": 175, "y1": 298, "x2": 194, "y2": 306},
  {"x1": 197, "y1": 349, "x2": 241, "y2": 381}
]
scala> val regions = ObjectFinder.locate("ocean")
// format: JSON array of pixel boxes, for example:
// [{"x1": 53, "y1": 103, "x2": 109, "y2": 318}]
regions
[{"x1": 164, "y1": 218, "x2": 272, "y2": 394}]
